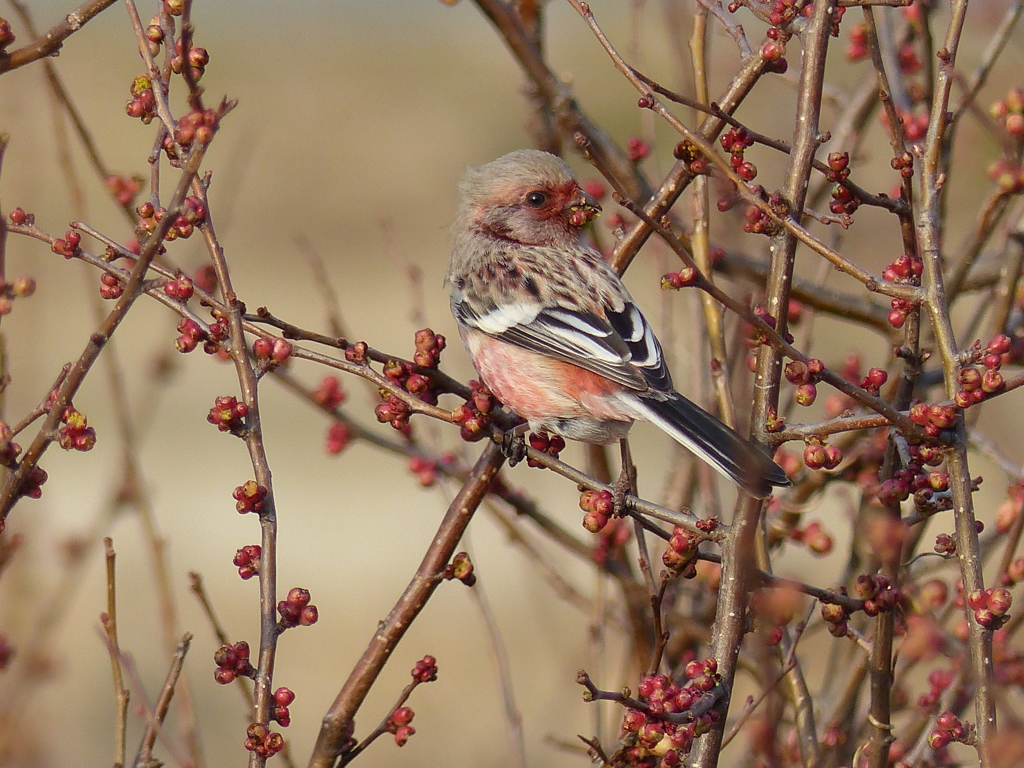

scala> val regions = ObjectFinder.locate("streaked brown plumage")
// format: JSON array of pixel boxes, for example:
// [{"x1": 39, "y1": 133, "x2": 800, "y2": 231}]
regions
[{"x1": 448, "y1": 149, "x2": 788, "y2": 497}]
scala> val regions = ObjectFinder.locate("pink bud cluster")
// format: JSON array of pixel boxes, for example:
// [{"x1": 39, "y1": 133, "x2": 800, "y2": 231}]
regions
[
  {"x1": 387, "y1": 706, "x2": 416, "y2": 746},
  {"x1": 451, "y1": 384, "x2": 491, "y2": 441},
  {"x1": 617, "y1": 661, "x2": 722, "y2": 767},
  {"x1": 214, "y1": 640, "x2": 253, "y2": 684},
  {"x1": 661, "y1": 525, "x2": 704, "y2": 578},
  {"x1": 583, "y1": 180, "x2": 607, "y2": 201},
  {"x1": 0, "y1": 17, "x2": 14, "y2": 51},
  {"x1": 672, "y1": 139, "x2": 709, "y2": 174},
  {"x1": 138, "y1": 195, "x2": 207, "y2": 241},
  {"x1": 934, "y1": 532, "x2": 957, "y2": 556},
  {"x1": 626, "y1": 137, "x2": 650, "y2": 163},
  {"x1": 590, "y1": 517, "x2": 632, "y2": 568},
  {"x1": 373, "y1": 392, "x2": 409, "y2": 435},
  {"x1": 252, "y1": 336, "x2": 293, "y2": 367},
  {"x1": 916, "y1": 668, "x2": 954, "y2": 713},
  {"x1": 660, "y1": 267, "x2": 697, "y2": 290},
  {"x1": 233, "y1": 544, "x2": 261, "y2": 579},
  {"x1": 760, "y1": 28, "x2": 787, "y2": 70},
  {"x1": 740, "y1": 188, "x2": 786, "y2": 236},
  {"x1": 995, "y1": 485, "x2": 1024, "y2": 536},
  {"x1": 991, "y1": 87, "x2": 1024, "y2": 139},
  {"x1": 803, "y1": 439, "x2": 842, "y2": 471},
  {"x1": 927, "y1": 711, "x2": 974, "y2": 752},
  {"x1": 326, "y1": 422, "x2": 352, "y2": 455},
  {"x1": 664, "y1": 252, "x2": 715, "y2": 287},
  {"x1": 989, "y1": 158, "x2": 1024, "y2": 193},
  {"x1": 144, "y1": 18, "x2": 163, "y2": 55},
  {"x1": 172, "y1": 108, "x2": 219, "y2": 150},
  {"x1": 408, "y1": 455, "x2": 439, "y2": 487},
  {"x1": 855, "y1": 573, "x2": 900, "y2": 617},
  {"x1": 163, "y1": 275, "x2": 194, "y2": 301},
  {"x1": 126, "y1": 75, "x2": 157, "y2": 123},
  {"x1": 909, "y1": 401, "x2": 956, "y2": 437},
  {"x1": 893, "y1": 110, "x2": 929, "y2": 143},
  {"x1": 0, "y1": 223, "x2": 37, "y2": 311},
  {"x1": 208, "y1": 395, "x2": 249, "y2": 433},
  {"x1": 313, "y1": 376, "x2": 345, "y2": 410},
  {"x1": 820, "y1": 595, "x2": 851, "y2": 638},
  {"x1": 846, "y1": 24, "x2": 867, "y2": 61},
  {"x1": 784, "y1": 357, "x2": 824, "y2": 407},
  {"x1": 233, "y1": 480, "x2": 267, "y2": 515},
  {"x1": 244, "y1": 723, "x2": 284, "y2": 758},
  {"x1": 413, "y1": 328, "x2": 446, "y2": 369},
  {"x1": 721, "y1": 126, "x2": 757, "y2": 182},
  {"x1": 898, "y1": 44, "x2": 921, "y2": 74},
  {"x1": 1004, "y1": 558, "x2": 1024, "y2": 588},
  {"x1": 18, "y1": 466, "x2": 48, "y2": 500},
  {"x1": 954, "y1": 334, "x2": 1011, "y2": 408},
  {"x1": 526, "y1": 431, "x2": 564, "y2": 468},
  {"x1": 878, "y1": 441, "x2": 949, "y2": 510},
  {"x1": 826, "y1": 152, "x2": 860, "y2": 217},
  {"x1": 883, "y1": 255, "x2": 923, "y2": 328},
  {"x1": 58, "y1": 405, "x2": 97, "y2": 452},
  {"x1": 790, "y1": 520, "x2": 834, "y2": 555},
  {"x1": 171, "y1": 39, "x2": 209, "y2": 82},
  {"x1": 444, "y1": 551, "x2": 476, "y2": 586},
  {"x1": 891, "y1": 151, "x2": 914, "y2": 181},
  {"x1": 378, "y1": 330, "x2": 447, "y2": 422},
  {"x1": 580, "y1": 489, "x2": 613, "y2": 533},
  {"x1": 750, "y1": 586, "x2": 804, "y2": 646},
  {"x1": 411, "y1": 655, "x2": 438, "y2": 683},
  {"x1": 965, "y1": 587, "x2": 1012, "y2": 629},
  {"x1": 344, "y1": 341, "x2": 368, "y2": 365},
  {"x1": 176, "y1": 315, "x2": 227, "y2": 354},
  {"x1": 278, "y1": 587, "x2": 318, "y2": 629},
  {"x1": 105, "y1": 175, "x2": 144, "y2": 207},
  {"x1": 272, "y1": 687, "x2": 295, "y2": 727},
  {"x1": 100, "y1": 272, "x2": 124, "y2": 300},
  {"x1": 50, "y1": 230, "x2": 81, "y2": 259}
]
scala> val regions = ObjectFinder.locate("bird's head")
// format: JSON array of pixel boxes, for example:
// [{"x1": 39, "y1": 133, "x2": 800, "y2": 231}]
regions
[{"x1": 457, "y1": 149, "x2": 601, "y2": 248}]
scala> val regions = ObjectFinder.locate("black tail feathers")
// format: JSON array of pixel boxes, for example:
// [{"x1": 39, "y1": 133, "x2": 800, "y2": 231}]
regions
[{"x1": 637, "y1": 392, "x2": 790, "y2": 498}]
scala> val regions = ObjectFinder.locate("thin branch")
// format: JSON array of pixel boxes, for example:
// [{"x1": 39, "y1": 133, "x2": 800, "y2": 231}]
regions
[
  {"x1": 0, "y1": 0, "x2": 118, "y2": 74},
  {"x1": 308, "y1": 442, "x2": 506, "y2": 768},
  {"x1": 914, "y1": 0, "x2": 997, "y2": 753},
  {"x1": 132, "y1": 633, "x2": 193, "y2": 768},
  {"x1": 101, "y1": 538, "x2": 130, "y2": 768}
]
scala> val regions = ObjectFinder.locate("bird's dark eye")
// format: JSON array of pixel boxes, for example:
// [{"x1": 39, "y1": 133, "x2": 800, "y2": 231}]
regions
[{"x1": 525, "y1": 191, "x2": 548, "y2": 208}]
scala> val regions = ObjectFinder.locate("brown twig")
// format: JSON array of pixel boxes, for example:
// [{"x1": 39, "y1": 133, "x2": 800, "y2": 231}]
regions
[
  {"x1": 0, "y1": 141, "x2": 211, "y2": 519},
  {"x1": 914, "y1": 0, "x2": 997, "y2": 755},
  {"x1": 0, "y1": 0, "x2": 118, "y2": 74},
  {"x1": 308, "y1": 441, "x2": 506, "y2": 768},
  {"x1": 132, "y1": 633, "x2": 193, "y2": 768},
  {"x1": 101, "y1": 538, "x2": 130, "y2": 768},
  {"x1": 188, "y1": 177, "x2": 283, "y2": 768}
]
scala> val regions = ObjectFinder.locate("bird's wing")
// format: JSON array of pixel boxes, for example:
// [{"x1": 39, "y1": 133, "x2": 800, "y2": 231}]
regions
[{"x1": 452, "y1": 287, "x2": 673, "y2": 394}]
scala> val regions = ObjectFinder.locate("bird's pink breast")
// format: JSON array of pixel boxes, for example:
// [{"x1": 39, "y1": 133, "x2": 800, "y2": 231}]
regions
[{"x1": 464, "y1": 331, "x2": 628, "y2": 423}]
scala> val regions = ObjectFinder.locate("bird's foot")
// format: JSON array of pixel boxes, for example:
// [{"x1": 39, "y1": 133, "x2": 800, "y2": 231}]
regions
[{"x1": 501, "y1": 426, "x2": 528, "y2": 467}]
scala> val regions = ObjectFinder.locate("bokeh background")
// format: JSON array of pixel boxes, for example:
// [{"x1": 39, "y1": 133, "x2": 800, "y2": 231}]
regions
[{"x1": 0, "y1": 1, "x2": 1021, "y2": 766}]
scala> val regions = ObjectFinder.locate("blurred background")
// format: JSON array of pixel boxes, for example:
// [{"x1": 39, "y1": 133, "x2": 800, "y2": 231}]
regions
[{"x1": 0, "y1": 1, "x2": 1021, "y2": 766}]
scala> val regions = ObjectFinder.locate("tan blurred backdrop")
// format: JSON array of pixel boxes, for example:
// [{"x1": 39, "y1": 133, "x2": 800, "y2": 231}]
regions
[{"x1": 0, "y1": 1, "x2": 1021, "y2": 767}]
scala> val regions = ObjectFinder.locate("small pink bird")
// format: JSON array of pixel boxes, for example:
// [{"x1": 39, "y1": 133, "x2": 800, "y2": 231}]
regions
[{"x1": 447, "y1": 149, "x2": 789, "y2": 497}]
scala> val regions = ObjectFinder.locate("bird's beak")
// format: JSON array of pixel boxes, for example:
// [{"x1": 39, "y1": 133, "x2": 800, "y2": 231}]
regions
[{"x1": 566, "y1": 188, "x2": 601, "y2": 228}]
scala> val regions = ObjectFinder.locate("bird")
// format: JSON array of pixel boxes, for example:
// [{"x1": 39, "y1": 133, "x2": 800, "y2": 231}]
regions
[{"x1": 446, "y1": 149, "x2": 789, "y2": 498}]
